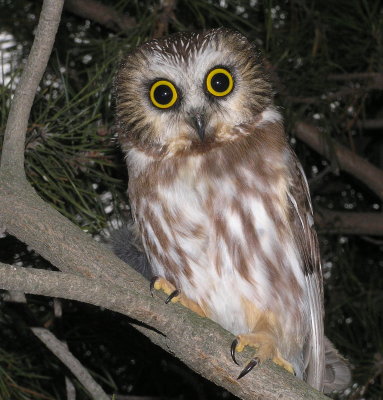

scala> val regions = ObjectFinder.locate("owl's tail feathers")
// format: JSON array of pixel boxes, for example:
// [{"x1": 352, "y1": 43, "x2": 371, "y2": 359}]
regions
[{"x1": 323, "y1": 337, "x2": 351, "y2": 394}]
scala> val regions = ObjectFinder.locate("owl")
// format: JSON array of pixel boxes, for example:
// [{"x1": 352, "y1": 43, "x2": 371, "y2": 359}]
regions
[{"x1": 114, "y1": 28, "x2": 350, "y2": 392}]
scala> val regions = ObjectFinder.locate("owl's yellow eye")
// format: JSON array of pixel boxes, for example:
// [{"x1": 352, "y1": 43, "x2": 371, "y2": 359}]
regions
[
  {"x1": 149, "y1": 80, "x2": 178, "y2": 109},
  {"x1": 205, "y1": 68, "x2": 234, "y2": 97}
]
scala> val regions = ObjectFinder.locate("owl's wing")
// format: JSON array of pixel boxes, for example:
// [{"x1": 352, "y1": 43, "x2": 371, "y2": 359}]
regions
[{"x1": 287, "y1": 152, "x2": 325, "y2": 391}]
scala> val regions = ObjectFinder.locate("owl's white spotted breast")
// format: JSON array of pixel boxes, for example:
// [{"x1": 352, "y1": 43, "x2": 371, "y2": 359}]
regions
[{"x1": 127, "y1": 120, "x2": 310, "y2": 373}]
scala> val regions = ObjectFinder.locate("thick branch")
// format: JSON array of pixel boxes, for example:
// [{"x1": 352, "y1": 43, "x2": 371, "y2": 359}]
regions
[
  {"x1": 294, "y1": 122, "x2": 383, "y2": 201},
  {"x1": 31, "y1": 328, "x2": 109, "y2": 400},
  {"x1": 0, "y1": 180, "x2": 144, "y2": 286},
  {"x1": 0, "y1": 263, "x2": 329, "y2": 400},
  {"x1": 0, "y1": 0, "x2": 64, "y2": 176},
  {"x1": 64, "y1": 0, "x2": 136, "y2": 33},
  {"x1": 315, "y1": 209, "x2": 383, "y2": 236}
]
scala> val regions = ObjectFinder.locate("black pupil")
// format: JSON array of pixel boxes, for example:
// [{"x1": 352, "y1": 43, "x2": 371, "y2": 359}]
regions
[
  {"x1": 211, "y1": 72, "x2": 229, "y2": 92},
  {"x1": 154, "y1": 84, "x2": 173, "y2": 105}
]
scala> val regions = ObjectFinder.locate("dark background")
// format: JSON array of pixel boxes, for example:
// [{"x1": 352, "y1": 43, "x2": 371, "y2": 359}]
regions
[{"x1": 0, "y1": 0, "x2": 382, "y2": 399}]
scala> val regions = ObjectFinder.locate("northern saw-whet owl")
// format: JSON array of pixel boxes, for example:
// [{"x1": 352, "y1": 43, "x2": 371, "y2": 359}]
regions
[{"x1": 114, "y1": 28, "x2": 350, "y2": 393}]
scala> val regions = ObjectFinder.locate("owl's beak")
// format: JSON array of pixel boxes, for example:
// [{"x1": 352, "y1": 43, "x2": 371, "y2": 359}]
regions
[{"x1": 190, "y1": 113, "x2": 206, "y2": 141}]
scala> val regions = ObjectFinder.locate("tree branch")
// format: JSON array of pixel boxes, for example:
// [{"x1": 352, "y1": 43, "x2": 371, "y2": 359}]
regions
[
  {"x1": 153, "y1": 0, "x2": 177, "y2": 38},
  {"x1": 294, "y1": 121, "x2": 383, "y2": 201},
  {"x1": 328, "y1": 72, "x2": 383, "y2": 90},
  {"x1": 357, "y1": 118, "x2": 383, "y2": 130},
  {"x1": 65, "y1": 377, "x2": 76, "y2": 400},
  {"x1": 31, "y1": 328, "x2": 109, "y2": 400},
  {"x1": 0, "y1": 263, "x2": 329, "y2": 400},
  {"x1": 64, "y1": 0, "x2": 136, "y2": 33},
  {"x1": 315, "y1": 209, "x2": 383, "y2": 236},
  {"x1": 287, "y1": 86, "x2": 370, "y2": 104},
  {"x1": 0, "y1": 181, "x2": 145, "y2": 284},
  {"x1": 0, "y1": 0, "x2": 64, "y2": 177}
]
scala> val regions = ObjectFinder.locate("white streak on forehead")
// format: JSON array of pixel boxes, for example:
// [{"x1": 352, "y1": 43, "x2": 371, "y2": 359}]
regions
[{"x1": 145, "y1": 41, "x2": 231, "y2": 80}]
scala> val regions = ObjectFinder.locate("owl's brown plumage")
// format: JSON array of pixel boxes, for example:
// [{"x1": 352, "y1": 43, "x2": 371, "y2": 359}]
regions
[{"x1": 114, "y1": 28, "x2": 350, "y2": 392}]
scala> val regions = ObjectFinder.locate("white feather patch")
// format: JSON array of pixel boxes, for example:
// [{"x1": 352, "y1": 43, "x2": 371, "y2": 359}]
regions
[{"x1": 256, "y1": 107, "x2": 283, "y2": 127}]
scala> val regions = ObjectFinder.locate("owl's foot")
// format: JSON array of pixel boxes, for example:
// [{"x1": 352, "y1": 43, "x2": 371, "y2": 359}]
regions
[
  {"x1": 150, "y1": 276, "x2": 206, "y2": 317},
  {"x1": 231, "y1": 333, "x2": 294, "y2": 379},
  {"x1": 150, "y1": 276, "x2": 179, "y2": 303}
]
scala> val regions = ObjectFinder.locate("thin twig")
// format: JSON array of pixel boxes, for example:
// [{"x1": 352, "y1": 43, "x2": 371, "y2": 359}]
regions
[
  {"x1": 65, "y1": 377, "x2": 76, "y2": 400},
  {"x1": 360, "y1": 236, "x2": 383, "y2": 246},
  {"x1": 287, "y1": 86, "x2": 369, "y2": 104},
  {"x1": 64, "y1": 0, "x2": 136, "y2": 33},
  {"x1": 328, "y1": 72, "x2": 383, "y2": 82},
  {"x1": 7, "y1": 381, "x2": 54, "y2": 400},
  {"x1": 287, "y1": 71, "x2": 383, "y2": 105},
  {"x1": 328, "y1": 72, "x2": 383, "y2": 90},
  {"x1": 308, "y1": 166, "x2": 332, "y2": 189},
  {"x1": 32, "y1": 328, "x2": 110, "y2": 400}
]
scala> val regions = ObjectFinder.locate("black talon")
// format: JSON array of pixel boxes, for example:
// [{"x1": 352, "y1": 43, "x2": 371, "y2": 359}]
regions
[
  {"x1": 150, "y1": 276, "x2": 159, "y2": 297},
  {"x1": 165, "y1": 289, "x2": 180, "y2": 304},
  {"x1": 231, "y1": 339, "x2": 239, "y2": 365},
  {"x1": 237, "y1": 357, "x2": 259, "y2": 380}
]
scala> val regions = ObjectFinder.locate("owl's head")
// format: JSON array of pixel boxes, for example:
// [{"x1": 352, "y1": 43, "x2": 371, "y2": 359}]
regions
[{"x1": 115, "y1": 28, "x2": 273, "y2": 155}]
